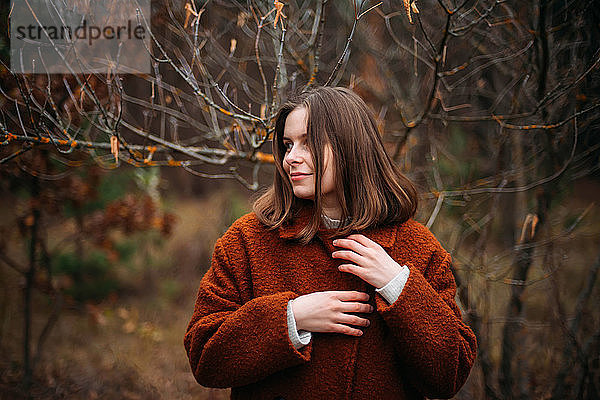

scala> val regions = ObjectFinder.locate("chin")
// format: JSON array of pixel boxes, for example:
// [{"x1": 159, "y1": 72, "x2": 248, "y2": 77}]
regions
[
  {"x1": 293, "y1": 189, "x2": 314, "y2": 200},
  {"x1": 293, "y1": 192, "x2": 312, "y2": 200}
]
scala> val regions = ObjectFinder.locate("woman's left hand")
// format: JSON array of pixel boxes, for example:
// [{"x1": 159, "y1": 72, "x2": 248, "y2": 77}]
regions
[{"x1": 332, "y1": 234, "x2": 404, "y2": 289}]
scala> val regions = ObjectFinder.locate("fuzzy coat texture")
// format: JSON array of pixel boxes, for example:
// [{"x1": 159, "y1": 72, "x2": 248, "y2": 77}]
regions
[{"x1": 184, "y1": 203, "x2": 477, "y2": 400}]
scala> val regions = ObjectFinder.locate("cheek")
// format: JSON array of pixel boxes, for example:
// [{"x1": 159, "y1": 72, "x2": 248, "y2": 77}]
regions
[
  {"x1": 324, "y1": 162, "x2": 335, "y2": 183},
  {"x1": 320, "y1": 171, "x2": 335, "y2": 192}
]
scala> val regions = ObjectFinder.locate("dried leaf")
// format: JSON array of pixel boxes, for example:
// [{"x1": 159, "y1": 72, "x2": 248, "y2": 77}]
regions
[
  {"x1": 184, "y1": 2, "x2": 204, "y2": 29},
  {"x1": 519, "y1": 213, "x2": 539, "y2": 243},
  {"x1": 184, "y1": 3, "x2": 193, "y2": 28},
  {"x1": 273, "y1": 1, "x2": 286, "y2": 28},
  {"x1": 404, "y1": 0, "x2": 418, "y2": 24},
  {"x1": 110, "y1": 135, "x2": 119, "y2": 162},
  {"x1": 404, "y1": 0, "x2": 413, "y2": 24},
  {"x1": 411, "y1": 1, "x2": 419, "y2": 14}
]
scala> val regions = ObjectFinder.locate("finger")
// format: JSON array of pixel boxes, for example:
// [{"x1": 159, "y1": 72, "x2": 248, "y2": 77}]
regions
[
  {"x1": 338, "y1": 301, "x2": 373, "y2": 314},
  {"x1": 330, "y1": 323, "x2": 364, "y2": 336},
  {"x1": 346, "y1": 233, "x2": 379, "y2": 249},
  {"x1": 332, "y1": 249, "x2": 364, "y2": 264},
  {"x1": 333, "y1": 291, "x2": 370, "y2": 302},
  {"x1": 338, "y1": 263, "x2": 365, "y2": 277},
  {"x1": 332, "y1": 237, "x2": 368, "y2": 255},
  {"x1": 336, "y1": 313, "x2": 371, "y2": 327}
]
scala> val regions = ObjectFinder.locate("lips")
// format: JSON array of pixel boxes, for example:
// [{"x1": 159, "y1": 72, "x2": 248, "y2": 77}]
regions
[{"x1": 290, "y1": 172, "x2": 311, "y2": 181}]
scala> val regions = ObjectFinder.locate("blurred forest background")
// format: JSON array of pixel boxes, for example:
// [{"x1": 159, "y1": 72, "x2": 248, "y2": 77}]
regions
[{"x1": 1, "y1": 0, "x2": 599, "y2": 399}]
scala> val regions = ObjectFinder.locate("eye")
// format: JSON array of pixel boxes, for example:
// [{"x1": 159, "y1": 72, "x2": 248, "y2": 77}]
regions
[{"x1": 283, "y1": 141, "x2": 293, "y2": 151}]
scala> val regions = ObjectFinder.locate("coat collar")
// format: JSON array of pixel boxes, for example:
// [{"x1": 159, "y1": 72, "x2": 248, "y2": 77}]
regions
[{"x1": 278, "y1": 203, "x2": 398, "y2": 249}]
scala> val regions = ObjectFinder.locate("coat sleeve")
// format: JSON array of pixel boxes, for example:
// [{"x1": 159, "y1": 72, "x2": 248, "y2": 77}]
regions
[
  {"x1": 184, "y1": 235, "x2": 313, "y2": 388},
  {"x1": 374, "y1": 247, "x2": 477, "y2": 399}
]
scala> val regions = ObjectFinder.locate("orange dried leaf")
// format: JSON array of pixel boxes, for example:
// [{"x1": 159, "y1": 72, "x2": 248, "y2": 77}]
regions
[
  {"x1": 530, "y1": 214, "x2": 539, "y2": 239},
  {"x1": 184, "y1": 3, "x2": 192, "y2": 28},
  {"x1": 273, "y1": 1, "x2": 286, "y2": 28},
  {"x1": 411, "y1": 1, "x2": 419, "y2": 14},
  {"x1": 110, "y1": 135, "x2": 119, "y2": 162},
  {"x1": 184, "y1": 3, "x2": 203, "y2": 29},
  {"x1": 404, "y1": 0, "x2": 418, "y2": 24},
  {"x1": 404, "y1": 0, "x2": 412, "y2": 24}
]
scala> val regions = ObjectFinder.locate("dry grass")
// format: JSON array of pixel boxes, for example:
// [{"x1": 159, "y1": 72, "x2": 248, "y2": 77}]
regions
[{"x1": 0, "y1": 184, "x2": 252, "y2": 399}]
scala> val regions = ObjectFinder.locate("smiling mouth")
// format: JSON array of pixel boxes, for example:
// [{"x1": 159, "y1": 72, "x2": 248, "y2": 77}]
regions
[{"x1": 291, "y1": 173, "x2": 311, "y2": 181}]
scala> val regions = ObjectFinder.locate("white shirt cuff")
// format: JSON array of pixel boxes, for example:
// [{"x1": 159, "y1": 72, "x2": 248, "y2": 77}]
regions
[
  {"x1": 375, "y1": 264, "x2": 410, "y2": 305},
  {"x1": 287, "y1": 299, "x2": 312, "y2": 350}
]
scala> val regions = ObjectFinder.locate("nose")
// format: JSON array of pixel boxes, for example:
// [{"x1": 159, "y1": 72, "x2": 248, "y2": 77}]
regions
[{"x1": 284, "y1": 145, "x2": 303, "y2": 166}]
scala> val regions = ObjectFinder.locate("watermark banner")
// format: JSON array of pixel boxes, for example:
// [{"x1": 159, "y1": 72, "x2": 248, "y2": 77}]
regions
[{"x1": 10, "y1": 0, "x2": 151, "y2": 74}]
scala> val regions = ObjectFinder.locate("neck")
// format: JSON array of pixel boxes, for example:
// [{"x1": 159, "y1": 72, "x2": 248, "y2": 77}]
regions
[{"x1": 321, "y1": 204, "x2": 342, "y2": 220}]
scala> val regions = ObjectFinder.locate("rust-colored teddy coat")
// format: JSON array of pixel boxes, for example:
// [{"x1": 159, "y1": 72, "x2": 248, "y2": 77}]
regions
[{"x1": 184, "y1": 203, "x2": 477, "y2": 399}]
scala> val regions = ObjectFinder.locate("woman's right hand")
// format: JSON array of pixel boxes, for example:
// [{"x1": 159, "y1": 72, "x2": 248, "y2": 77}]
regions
[{"x1": 291, "y1": 291, "x2": 373, "y2": 336}]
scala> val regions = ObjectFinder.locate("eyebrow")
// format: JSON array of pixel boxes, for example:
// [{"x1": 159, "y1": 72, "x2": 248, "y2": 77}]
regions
[{"x1": 283, "y1": 133, "x2": 307, "y2": 140}]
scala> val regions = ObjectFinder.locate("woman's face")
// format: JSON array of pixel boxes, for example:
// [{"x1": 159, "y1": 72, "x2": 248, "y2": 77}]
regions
[{"x1": 282, "y1": 107, "x2": 339, "y2": 209}]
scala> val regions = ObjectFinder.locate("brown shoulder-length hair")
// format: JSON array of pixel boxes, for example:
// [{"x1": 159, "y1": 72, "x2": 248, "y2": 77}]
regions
[{"x1": 252, "y1": 86, "x2": 418, "y2": 245}]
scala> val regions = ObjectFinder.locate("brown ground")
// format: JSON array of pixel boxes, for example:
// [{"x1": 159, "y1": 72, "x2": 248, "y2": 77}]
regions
[{"x1": 0, "y1": 187, "x2": 249, "y2": 399}]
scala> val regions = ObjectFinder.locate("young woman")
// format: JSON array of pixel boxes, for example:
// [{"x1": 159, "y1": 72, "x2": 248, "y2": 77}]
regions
[{"x1": 184, "y1": 86, "x2": 477, "y2": 400}]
